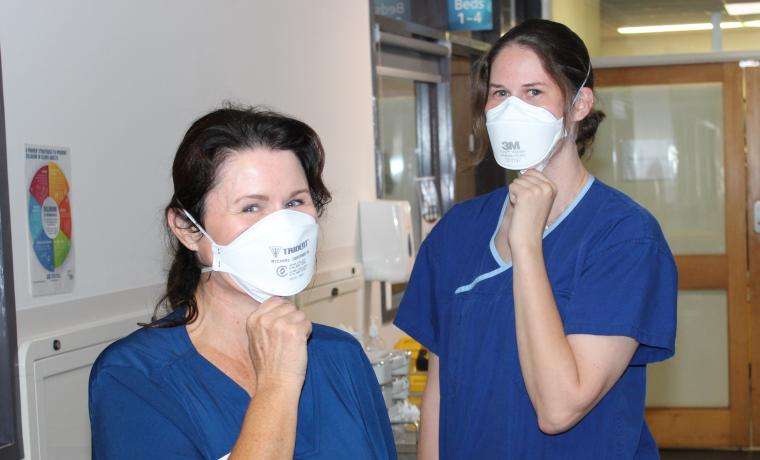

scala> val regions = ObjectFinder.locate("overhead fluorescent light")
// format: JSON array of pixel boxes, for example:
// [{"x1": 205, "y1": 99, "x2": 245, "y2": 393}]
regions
[
  {"x1": 721, "y1": 21, "x2": 744, "y2": 29},
  {"x1": 618, "y1": 21, "x2": 759, "y2": 34},
  {"x1": 618, "y1": 23, "x2": 711, "y2": 34},
  {"x1": 725, "y1": 2, "x2": 760, "y2": 16}
]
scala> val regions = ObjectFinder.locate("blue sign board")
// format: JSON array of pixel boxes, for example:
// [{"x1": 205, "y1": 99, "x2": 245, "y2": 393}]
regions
[
  {"x1": 447, "y1": 0, "x2": 493, "y2": 31},
  {"x1": 375, "y1": 0, "x2": 412, "y2": 22}
]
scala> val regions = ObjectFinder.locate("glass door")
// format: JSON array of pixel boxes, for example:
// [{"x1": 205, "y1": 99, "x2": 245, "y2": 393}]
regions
[
  {"x1": 377, "y1": 76, "x2": 425, "y2": 247},
  {"x1": 371, "y1": 15, "x2": 454, "y2": 322},
  {"x1": 589, "y1": 62, "x2": 750, "y2": 448},
  {"x1": 375, "y1": 75, "x2": 442, "y2": 320}
]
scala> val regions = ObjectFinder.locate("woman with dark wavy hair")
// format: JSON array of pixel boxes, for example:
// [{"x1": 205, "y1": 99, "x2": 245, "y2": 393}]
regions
[
  {"x1": 395, "y1": 20, "x2": 677, "y2": 458},
  {"x1": 89, "y1": 106, "x2": 395, "y2": 459}
]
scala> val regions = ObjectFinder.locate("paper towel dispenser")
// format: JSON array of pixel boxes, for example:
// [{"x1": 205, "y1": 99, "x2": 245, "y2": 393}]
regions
[{"x1": 359, "y1": 200, "x2": 415, "y2": 283}]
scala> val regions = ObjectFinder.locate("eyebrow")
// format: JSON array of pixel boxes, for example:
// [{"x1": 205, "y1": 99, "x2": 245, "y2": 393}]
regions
[
  {"x1": 235, "y1": 194, "x2": 268, "y2": 203},
  {"x1": 489, "y1": 82, "x2": 547, "y2": 89},
  {"x1": 289, "y1": 189, "x2": 310, "y2": 198},
  {"x1": 234, "y1": 189, "x2": 309, "y2": 204}
]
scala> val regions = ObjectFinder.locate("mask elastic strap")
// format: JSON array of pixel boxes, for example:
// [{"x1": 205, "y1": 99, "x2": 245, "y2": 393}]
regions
[
  {"x1": 180, "y1": 209, "x2": 220, "y2": 272},
  {"x1": 181, "y1": 209, "x2": 215, "y2": 244},
  {"x1": 570, "y1": 63, "x2": 592, "y2": 107}
]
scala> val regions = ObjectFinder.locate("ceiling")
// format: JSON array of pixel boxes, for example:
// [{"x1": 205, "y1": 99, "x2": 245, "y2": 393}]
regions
[{"x1": 601, "y1": 0, "x2": 760, "y2": 38}]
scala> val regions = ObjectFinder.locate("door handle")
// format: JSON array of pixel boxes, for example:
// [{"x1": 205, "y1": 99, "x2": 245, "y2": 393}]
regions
[{"x1": 755, "y1": 201, "x2": 760, "y2": 234}]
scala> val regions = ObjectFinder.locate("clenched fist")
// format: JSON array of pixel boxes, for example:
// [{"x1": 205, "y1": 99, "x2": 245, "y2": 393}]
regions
[
  {"x1": 507, "y1": 169, "x2": 557, "y2": 248},
  {"x1": 246, "y1": 297, "x2": 312, "y2": 392}
]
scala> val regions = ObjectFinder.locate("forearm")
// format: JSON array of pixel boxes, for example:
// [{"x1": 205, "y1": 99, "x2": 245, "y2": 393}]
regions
[
  {"x1": 418, "y1": 354, "x2": 440, "y2": 460},
  {"x1": 512, "y1": 243, "x2": 585, "y2": 430},
  {"x1": 229, "y1": 383, "x2": 302, "y2": 459}
]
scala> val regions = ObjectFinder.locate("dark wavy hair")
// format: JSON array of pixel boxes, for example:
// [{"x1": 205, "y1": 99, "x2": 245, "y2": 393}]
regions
[
  {"x1": 471, "y1": 19, "x2": 606, "y2": 162},
  {"x1": 149, "y1": 104, "x2": 331, "y2": 327}
]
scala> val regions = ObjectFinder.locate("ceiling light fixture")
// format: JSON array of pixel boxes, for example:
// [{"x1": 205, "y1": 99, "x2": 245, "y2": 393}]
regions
[
  {"x1": 618, "y1": 21, "x2": 760, "y2": 34},
  {"x1": 725, "y1": 2, "x2": 760, "y2": 16}
]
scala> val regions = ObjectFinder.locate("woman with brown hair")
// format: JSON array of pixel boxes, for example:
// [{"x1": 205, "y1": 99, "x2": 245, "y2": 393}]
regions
[
  {"x1": 89, "y1": 106, "x2": 395, "y2": 459},
  {"x1": 395, "y1": 19, "x2": 677, "y2": 458}
]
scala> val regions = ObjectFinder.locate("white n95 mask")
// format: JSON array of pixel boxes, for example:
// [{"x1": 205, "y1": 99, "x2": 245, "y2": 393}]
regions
[
  {"x1": 486, "y1": 96, "x2": 565, "y2": 172},
  {"x1": 485, "y1": 67, "x2": 591, "y2": 172},
  {"x1": 182, "y1": 209, "x2": 319, "y2": 303}
]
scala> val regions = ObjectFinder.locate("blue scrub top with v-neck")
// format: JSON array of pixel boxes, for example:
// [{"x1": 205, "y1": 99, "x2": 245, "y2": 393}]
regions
[
  {"x1": 395, "y1": 177, "x2": 677, "y2": 459},
  {"x1": 89, "y1": 309, "x2": 396, "y2": 459}
]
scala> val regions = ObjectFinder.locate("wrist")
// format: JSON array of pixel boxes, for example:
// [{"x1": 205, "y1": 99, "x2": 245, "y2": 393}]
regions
[
  {"x1": 509, "y1": 236, "x2": 543, "y2": 255},
  {"x1": 255, "y1": 373, "x2": 305, "y2": 396}
]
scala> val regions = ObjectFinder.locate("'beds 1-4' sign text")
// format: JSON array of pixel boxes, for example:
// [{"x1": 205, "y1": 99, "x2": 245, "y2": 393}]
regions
[{"x1": 448, "y1": 0, "x2": 493, "y2": 31}]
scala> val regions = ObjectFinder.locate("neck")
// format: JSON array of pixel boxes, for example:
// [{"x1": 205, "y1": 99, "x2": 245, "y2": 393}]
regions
[
  {"x1": 186, "y1": 273, "x2": 259, "y2": 359},
  {"x1": 540, "y1": 142, "x2": 589, "y2": 220}
]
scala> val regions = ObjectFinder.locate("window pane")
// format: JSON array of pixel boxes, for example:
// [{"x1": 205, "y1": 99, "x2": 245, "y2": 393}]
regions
[
  {"x1": 646, "y1": 290, "x2": 729, "y2": 408},
  {"x1": 588, "y1": 83, "x2": 725, "y2": 254}
]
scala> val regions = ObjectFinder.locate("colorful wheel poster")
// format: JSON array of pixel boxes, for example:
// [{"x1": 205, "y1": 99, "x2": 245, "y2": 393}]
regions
[{"x1": 25, "y1": 145, "x2": 74, "y2": 296}]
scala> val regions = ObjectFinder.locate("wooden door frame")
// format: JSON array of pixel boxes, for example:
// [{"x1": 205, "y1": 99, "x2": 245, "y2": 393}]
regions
[
  {"x1": 747, "y1": 66, "x2": 760, "y2": 448},
  {"x1": 596, "y1": 62, "x2": 751, "y2": 448}
]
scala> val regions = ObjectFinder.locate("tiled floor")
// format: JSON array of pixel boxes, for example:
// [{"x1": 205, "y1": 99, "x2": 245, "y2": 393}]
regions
[{"x1": 661, "y1": 451, "x2": 760, "y2": 459}]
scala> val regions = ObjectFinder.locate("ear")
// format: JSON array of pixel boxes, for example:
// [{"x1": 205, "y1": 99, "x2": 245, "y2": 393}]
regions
[
  {"x1": 167, "y1": 208, "x2": 203, "y2": 252},
  {"x1": 570, "y1": 87, "x2": 595, "y2": 122}
]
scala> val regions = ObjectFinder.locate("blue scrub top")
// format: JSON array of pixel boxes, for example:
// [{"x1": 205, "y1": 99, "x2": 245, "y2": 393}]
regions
[
  {"x1": 89, "y1": 309, "x2": 396, "y2": 459},
  {"x1": 395, "y1": 177, "x2": 677, "y2": 459}
]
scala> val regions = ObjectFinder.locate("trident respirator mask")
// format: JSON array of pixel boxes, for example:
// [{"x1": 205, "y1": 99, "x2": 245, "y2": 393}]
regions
[
  {"x1": 182, "y1": 209, "x2": 319, "y2": 303},
  {"x1": 485, "y1": 66, "x2": 591, "y2": 172}
]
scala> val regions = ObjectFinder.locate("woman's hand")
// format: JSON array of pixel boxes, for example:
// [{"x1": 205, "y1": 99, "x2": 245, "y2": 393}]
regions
[
  {"x1": 507, "y1": 169, "x2": 557, "y2": 249},
  {"x1": 231, "y1": 298, "x2": 310, "y2": 459},
  {"x1": 246, "y1": 297, "x2": 312, "y2": 392}
]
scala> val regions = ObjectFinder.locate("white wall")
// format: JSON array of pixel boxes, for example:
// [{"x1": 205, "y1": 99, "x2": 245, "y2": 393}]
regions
[
  {"x1": 552, "y1": 0, "x2": 601, "y2": 57},
  {"x1": 0, "y1": 0, "x2": 377, "y2": 340}
]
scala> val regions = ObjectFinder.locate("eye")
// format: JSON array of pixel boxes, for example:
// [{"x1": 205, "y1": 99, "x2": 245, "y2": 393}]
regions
[
  {"x1": 242, "y1": 204, "x2": 260, "y2": 213},
  {"x1": 527, "y1": 88, "x2": 542, "y2": 97},
  {"x1": 286, "y1": 199, "x2": 304, "y2": 208},
  {"x1": 492, "y1": 89, "x2": 508, "y2": 97}
]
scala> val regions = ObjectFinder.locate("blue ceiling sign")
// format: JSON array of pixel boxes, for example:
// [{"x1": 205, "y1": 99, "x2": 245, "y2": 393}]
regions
[{"x1": 447, "y1": 0, "x2": 493, "y2": 31}]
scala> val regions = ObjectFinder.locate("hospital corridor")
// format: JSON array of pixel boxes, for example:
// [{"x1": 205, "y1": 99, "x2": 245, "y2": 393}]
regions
[{"x1": 2, "y1": 1, "x2": 760, "y2": 459}]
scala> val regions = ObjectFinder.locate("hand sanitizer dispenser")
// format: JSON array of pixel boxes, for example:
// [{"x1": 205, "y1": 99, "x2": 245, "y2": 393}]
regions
[{"x1": 359, "y1": 200, "x2": 415, "y2": 283}]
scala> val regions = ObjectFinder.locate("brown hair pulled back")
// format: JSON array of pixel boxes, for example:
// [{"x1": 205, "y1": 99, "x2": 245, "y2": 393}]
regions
[{"x1": 472, "y1": 19, "x2": 605, "y2": 162}]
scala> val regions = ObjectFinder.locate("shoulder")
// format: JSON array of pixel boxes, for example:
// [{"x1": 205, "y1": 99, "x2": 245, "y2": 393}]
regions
[
  {"x1": 309, "y1": 323, "x2": 365, "y2": 353},
  {"x1": 581, "y1": 179, "x2": 669, "y2": 253},
  {"x1": 423, "y1": 187, "x2": 506, "y2": 248},
  {"x1": 442, "y1": 187, "x2": 506, "y2": 224},
  {"x1": 308, "y1": 323, "x2": 369, "y2": 365},
  {"x1": 90, "y1": 323, "x2": 188, "y2": 387}
]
